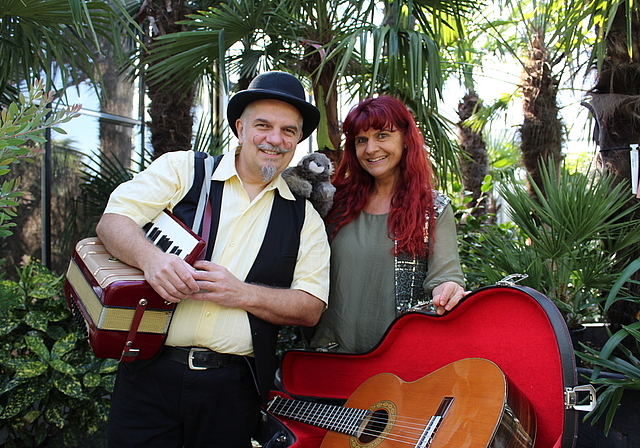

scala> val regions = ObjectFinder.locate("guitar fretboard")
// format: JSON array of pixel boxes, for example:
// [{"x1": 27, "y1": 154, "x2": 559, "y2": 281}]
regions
[{"x1": 267, "y1": 396, "x2": 371, "y2": 436}]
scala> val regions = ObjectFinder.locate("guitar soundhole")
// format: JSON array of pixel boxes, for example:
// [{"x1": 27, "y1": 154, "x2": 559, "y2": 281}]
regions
[{"x1": 359, "y1": 409, "x2": 389, "y2": 444}]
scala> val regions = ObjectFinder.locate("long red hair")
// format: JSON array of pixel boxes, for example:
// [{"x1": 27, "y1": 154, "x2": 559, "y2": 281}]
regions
[{"x1": 326, "y1": 95, "x2": 436, "y2": 257}]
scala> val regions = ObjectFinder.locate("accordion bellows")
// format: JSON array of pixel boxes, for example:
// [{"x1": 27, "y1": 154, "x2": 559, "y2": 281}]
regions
[{"x1": 65, "y1": 237, "x2": 175, "y2": 361}]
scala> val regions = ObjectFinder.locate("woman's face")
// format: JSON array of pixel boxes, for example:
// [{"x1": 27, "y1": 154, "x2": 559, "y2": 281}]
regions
[{"x1": 354, "y1": 127, "x2": 405, "y2": 184}]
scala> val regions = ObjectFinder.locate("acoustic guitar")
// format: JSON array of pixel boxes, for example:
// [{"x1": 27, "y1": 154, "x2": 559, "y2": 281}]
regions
[{"x1": 267, "y1": 358, "x2": 536, "y2": 448}]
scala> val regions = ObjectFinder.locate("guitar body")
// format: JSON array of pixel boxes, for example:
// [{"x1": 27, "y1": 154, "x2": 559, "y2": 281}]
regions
[{"x1": 311, "y1": 359, "x2": 536, "y2": 448}]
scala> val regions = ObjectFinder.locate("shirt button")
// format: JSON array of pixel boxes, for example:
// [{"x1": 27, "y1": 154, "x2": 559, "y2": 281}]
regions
[
  {"x1": 230, "y1": 242, "x2": 235, "y2": 247},
  {"x1": 205, "y1": 312, "x2": 211, "y2": 318}
]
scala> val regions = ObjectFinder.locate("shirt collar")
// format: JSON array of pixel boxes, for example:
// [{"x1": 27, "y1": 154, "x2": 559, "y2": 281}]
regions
[{"x1": 212, "y1": 150, "x2": 296, "y2": 201}]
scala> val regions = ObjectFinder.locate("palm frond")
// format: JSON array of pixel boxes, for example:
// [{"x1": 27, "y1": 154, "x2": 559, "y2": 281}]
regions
[{"x1": 0, "y1": 0, "x2": 138, "y2": 101}]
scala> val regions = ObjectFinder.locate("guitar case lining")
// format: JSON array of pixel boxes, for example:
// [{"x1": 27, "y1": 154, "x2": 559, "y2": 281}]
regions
[{"x1": 261, "y1": 285, "x2": 580, "y2": 448}]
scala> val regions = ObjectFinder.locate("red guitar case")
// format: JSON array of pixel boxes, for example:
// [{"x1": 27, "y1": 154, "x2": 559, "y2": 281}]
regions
[{"x1": 257, "y1": 285, "x2": 593, "y2": 448}]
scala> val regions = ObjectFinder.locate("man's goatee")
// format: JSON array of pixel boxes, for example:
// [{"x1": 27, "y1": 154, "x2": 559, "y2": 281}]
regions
[{"x1": 261, "y1": 164, "x2": 277, "y2": 182}]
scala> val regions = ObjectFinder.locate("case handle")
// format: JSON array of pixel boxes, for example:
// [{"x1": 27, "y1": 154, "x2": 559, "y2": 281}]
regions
[{"x1": 495, "y1": 274, "x2": 529, "y2": 286}]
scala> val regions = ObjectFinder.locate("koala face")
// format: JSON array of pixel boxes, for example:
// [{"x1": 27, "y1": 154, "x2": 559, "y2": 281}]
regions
[{"x1": 303, "y1": 153, "x2": 333, "y2": 179}]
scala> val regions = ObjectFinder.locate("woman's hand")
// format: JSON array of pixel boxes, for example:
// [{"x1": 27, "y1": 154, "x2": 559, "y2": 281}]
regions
[{"x1": 432, "y1": 281, "x2": 467, "y2": 315}]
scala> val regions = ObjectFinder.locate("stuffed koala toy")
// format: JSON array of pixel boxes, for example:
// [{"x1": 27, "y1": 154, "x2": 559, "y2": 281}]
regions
[{"x1": 282, "y1": 152, "x2": 336, "y2": 217}]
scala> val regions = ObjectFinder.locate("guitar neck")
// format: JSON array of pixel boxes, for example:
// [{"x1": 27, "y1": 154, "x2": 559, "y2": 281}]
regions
[{"x1": 267, "y1": 396, "x2": 371, "y2": 436}]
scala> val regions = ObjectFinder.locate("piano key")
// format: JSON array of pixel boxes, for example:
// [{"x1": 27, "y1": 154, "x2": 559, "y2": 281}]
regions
[
  {"x1": 141, "y1": 211, "x2": 202, "y2": 261},
  {"x1": 148, "y1": 227, "x2": 161, "y2": 242}
]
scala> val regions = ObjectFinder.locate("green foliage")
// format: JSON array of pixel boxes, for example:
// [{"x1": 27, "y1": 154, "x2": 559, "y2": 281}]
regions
[
  {"x1": 0, "y1": 80, "x2": 80, "y2": 239},
  {"x1": 577, "y1": 320, "x2": 640, "y2": 435},
  {"x1": 0, "y1": 260, "x2": 116, "y2": 447},
  {"x1": 77, "y1": 151, "x2": 136, "y2": 236},
  {"x1": 0, "y1": 81, "x2": 110, "y2": 446},
  {"x1": 576, "y1": 259, "x2": 640, "y2": 435},
  {"x1": 458, "y1": 162, "x2": 640, "y2": 329},
  {"x1": 454, "y1": 174, "x2": 506, "y2": 290},
  {"x1": 0, "y1": 0, "x2": 140, "y2": 103},
  {"x1": 276, "y1": 326, "x2": 309, "y2": 356}
]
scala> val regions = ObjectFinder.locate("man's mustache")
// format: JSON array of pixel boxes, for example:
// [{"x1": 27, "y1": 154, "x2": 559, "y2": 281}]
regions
[{"x1": 255, "y1": 140, "x2": 294, "y2": 154}]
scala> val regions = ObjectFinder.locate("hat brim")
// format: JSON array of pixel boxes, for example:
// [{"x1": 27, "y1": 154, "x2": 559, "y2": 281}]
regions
[{"x1": 227, "y1": 89, "x2": 320, "y2": 142}]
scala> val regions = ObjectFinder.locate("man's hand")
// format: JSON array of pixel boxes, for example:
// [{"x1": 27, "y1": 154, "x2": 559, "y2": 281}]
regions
[
  {"x1": 189, "y1": 259, "x2": 325, "y2": 326},
  {"x1": 189, "y1": 260, "x2": 247, "y2": 308},
  {"x1": 141, "y1": 253, "x2": 200, "y2": 303}
]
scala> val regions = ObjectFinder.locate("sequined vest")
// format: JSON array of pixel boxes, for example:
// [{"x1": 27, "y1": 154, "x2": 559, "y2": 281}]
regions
[{"x1": 394, "y1": 191, "x2": 450, "y2": 314}]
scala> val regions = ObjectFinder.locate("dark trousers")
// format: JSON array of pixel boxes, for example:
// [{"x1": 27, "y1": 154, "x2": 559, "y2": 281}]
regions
[{"x1": 107, "y1": 353, "x2": 260, "y2": 448}]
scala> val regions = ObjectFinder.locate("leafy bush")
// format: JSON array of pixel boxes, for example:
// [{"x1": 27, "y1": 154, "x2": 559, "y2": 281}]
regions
[
  {"x1": 0, "y1": 81, "x2": 114, "y2": 447},
  {"x1": 0, "y1": 260, "x2": 117, "y2": 447},
  {"x1": 577, "y1": 259, "x2": 640, "y2": 435},
  {"x1": 460, "y1": 163, "x2": 640, "y2": 329},
  {"x1": 0, "y1": 80, "x2": 80, "y2": 239}
]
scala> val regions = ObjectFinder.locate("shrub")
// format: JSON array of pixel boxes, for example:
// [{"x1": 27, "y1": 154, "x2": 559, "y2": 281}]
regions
[{"x1": 0, "y1": 259, "x2": 116, "y2": 447}]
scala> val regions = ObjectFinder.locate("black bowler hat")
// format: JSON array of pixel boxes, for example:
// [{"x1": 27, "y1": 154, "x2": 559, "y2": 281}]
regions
[{"x1": 227, "y1": 71, "x2": 320, "y2": 142}]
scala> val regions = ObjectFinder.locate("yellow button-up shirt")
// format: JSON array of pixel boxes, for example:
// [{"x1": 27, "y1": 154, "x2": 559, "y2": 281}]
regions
[{"x1": 104, "y1": 150, "x2": 330, "y2": 356}]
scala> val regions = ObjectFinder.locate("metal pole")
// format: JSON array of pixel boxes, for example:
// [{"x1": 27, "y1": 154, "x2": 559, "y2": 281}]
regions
[
  {"x1": 42, "y1": 125, "x2": 52, "y2": 269},
  {"x1": 139, "y1": 68, "x2": 146, "y2": 167}
]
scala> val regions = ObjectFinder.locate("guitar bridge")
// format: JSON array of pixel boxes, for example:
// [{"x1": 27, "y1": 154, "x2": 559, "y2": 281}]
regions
[{"x1": 416, "y1": 396, "x2": 454, "y2": 448}]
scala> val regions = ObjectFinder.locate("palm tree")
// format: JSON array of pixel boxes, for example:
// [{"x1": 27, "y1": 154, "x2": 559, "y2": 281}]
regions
[
  {"x1": 0, "y1": 0, "x2": 137, "y2": 271},
  {"x1": 133, "y1": 0, "x2": 200, "y2": 157},
  {"x1": 581, "y1": 1, "x2": 640, "y2": 331},
  {"x1": 519, "y1": 29, "x2": 564, "y2": 198},
  {"x1": 464, "y1": 0, "x2": 592, "y2": 197},
  {"x1": 583, "y1": 3, "x2": 640, "y2": 180},
  {"x1": 0, "y1": 0, "x2": 134, "y2": 102},
  {"x1": 144, "y1": 0, "x2": 475, "y2": 178},
  {"x1": 456, "y1": 91, "x2": 489, "y2": 213},
  {"x1": 97, "y1": 32, "x2": 136, "y2": 169}
]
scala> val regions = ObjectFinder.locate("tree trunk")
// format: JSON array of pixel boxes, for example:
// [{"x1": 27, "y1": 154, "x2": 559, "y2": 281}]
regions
[
  {"x1": 457, "y1": 91, "x2": 489, "y2": 217},
  {"x1": 584, "y1": 5, "x2": 640, "y2": 331},
  {"x1": 296, "y1": 1, "x2": 342, "y2": 165},
  {"x1": 141, "y1": 0, "x2": 195, "y2": 158},
  {"x1": 98, "y1": 34, "x2": 135, "y2": 169},
  {"x1": 520, "y1": 30, "x2": 564, "y2": 198},
  {"x1": 312, "y1": 63, "x2": 343, "y2": 167}
]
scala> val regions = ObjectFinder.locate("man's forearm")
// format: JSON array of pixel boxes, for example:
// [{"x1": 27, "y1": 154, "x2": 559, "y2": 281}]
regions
[
  {"x1": 96, "y1": 213, "x2": 160, "y2": 269},
  {"x1": 240, "y1": 284, "x2": 325, "y2": 326}
]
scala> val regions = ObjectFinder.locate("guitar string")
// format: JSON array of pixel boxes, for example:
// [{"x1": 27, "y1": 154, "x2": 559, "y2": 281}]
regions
[
  {"x1": 269, "y1": 399, "x2": 442, "y2": 445},
  {"x1": 312, "y1": 412, "x2": 435, "y2": 445},
  {"x1": 270, "y1": 398, "x2": 532, "y2": 447},
  {"x1": 285, "y1": 410, "x2": 435, "y2": 446}
]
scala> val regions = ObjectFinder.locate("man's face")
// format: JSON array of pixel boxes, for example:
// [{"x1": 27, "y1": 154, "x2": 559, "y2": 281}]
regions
[{"x1": 235, "y1": 99, "x2": 303, "y2": 184}]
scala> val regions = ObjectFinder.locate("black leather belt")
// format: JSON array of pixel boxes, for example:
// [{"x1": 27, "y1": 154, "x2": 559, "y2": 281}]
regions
[{"x1": 161, "y1": 346, "x2": 243, "y2": 370}]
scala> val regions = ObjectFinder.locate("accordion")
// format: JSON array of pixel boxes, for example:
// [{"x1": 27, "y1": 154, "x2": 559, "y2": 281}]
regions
[{"x1": 64, "y1": 211, "x2": 205, "y2": 362}]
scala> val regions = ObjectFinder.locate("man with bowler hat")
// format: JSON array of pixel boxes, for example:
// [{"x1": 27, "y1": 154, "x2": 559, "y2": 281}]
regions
[{"x1": 96, "y1": 71, "x2": 330, "y2": 448}]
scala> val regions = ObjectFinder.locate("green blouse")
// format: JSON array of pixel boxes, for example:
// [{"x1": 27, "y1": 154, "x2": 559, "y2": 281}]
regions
[{"x1": 310, "y1": 203, "x2": 465, "y2": 353}]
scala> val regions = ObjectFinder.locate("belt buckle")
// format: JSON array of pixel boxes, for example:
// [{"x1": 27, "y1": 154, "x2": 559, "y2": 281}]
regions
[{"x1": 188, "y1": 347, "x2": 210, "y2": 370}]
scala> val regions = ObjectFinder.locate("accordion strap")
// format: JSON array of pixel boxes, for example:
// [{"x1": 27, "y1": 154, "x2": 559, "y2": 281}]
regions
[
  {"x1": 120, "y1": 298, "x2": 149, "y2": 361},
  {"x1": 193, "y1": 155, "x2": 215, "y2": 236}
]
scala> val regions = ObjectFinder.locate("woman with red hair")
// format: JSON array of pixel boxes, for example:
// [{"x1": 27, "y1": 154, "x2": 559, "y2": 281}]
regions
[{"x1": 311, "y1": 95, "x2": 466, "y2": 353}]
